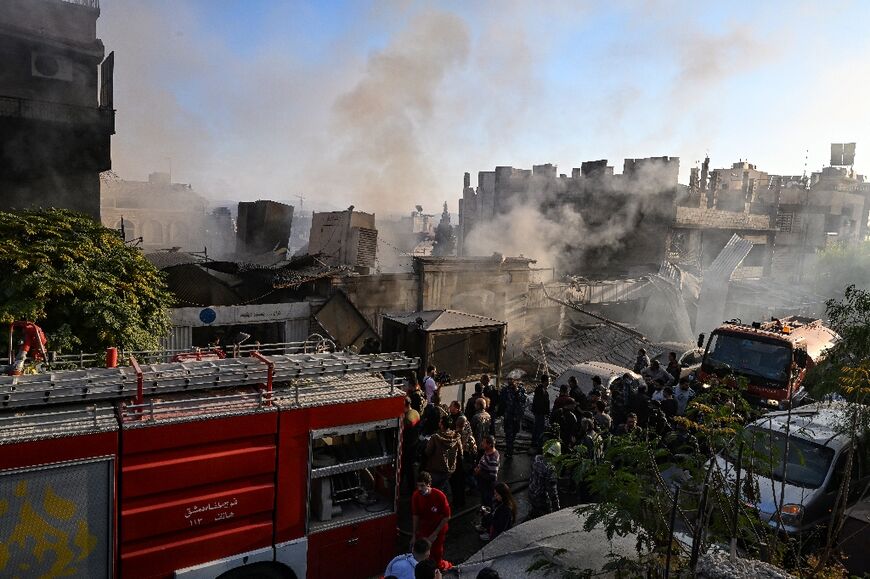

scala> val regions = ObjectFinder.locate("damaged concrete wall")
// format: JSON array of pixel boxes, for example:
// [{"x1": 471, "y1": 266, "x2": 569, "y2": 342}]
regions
[
  {"x1": 333, "y1": 255, "x2": 536, "y2": 339},
  {"x1": 458, "y1": 157, "x2": 679, "y2": 276},
  {"x1": 333, "y1": 273, "x2": 420, "y2": 331},
  {"x1": 236, "y1": 200, "x2": 294, "y2": 255},
  {"x1": 416, "y1": 256, "x2": 534, "y2": 332}
]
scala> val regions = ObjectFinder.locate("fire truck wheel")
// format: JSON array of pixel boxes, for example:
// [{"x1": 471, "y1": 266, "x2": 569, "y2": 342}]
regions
[{"x1": 216, "y1": 562, "x2": 297, "y2": 579}]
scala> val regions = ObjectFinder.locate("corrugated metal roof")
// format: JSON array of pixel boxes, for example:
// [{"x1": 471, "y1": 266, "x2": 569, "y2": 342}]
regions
[
  {"x1": 705, "y1": 233, "x2": 753, "y2": 280},
  {"x1": 383, "y1": 309, "x2": 506, "y2": 331},
  {"x1": 271, "y1": 264, "x2": 347, "y2": 288},
  {"x1": 527, "y1": 324, "x2": 665, "y2": 377},
  {"x1": 200, "y1": 257, "x2": 348, "y2": 289},
  {"x1": 145, "y1": 251, "x2": 201, "y2": 269},
  {"x1": 163, "y1": 264, "x2": 242, "y2": 307}
]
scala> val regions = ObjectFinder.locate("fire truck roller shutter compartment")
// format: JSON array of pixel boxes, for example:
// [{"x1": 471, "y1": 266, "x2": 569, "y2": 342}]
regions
[
  {"x1": 0, "y1": 457, "x2": 114, "y2": 578},
  {"x1": 119, "y1": 396, "x2": 279, "y2": 579}
]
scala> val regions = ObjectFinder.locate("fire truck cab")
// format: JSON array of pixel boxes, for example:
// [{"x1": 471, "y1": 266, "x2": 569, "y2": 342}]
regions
[
  {"x1": 0, "y1": 348, "x2": 417, "y2": 579},
  {"x1": 696, "y1": 315, "x2": 839, "y2": 407}
]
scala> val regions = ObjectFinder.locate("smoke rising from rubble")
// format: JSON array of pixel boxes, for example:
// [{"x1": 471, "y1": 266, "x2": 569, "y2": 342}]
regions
[
  {"x1": 327, "y1": 12, "x2": 470, "y2": 212},
  {"x1": 464, "y1": 161, "x2": 681, "y2": 272}
]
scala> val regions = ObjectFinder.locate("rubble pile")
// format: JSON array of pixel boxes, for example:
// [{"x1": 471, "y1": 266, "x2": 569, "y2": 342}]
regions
[{"x1": 695, "y1": 549, "x2": 796, "y2": 579}]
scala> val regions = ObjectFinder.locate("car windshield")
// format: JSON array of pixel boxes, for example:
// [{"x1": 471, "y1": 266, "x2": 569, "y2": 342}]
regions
[
  {"x1": 731, "y1": 426, "x2": 835, "y2": 489},
  {"x1": 703, "y1": 333, "x2": 792, "y2": 383}
]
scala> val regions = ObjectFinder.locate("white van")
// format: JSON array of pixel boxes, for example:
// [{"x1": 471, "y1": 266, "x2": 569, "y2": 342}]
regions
[{"x1": 715, "y1": 401, "x2": 869, "y2": 535}]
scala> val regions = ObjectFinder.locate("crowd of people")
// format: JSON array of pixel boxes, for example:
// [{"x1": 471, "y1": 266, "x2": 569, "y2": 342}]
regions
[
  {"x1": 391, "y1": 351, "x2": 701, "y2": 576},
  {"x1": 398, "y1": 367, "x2": 521, "y2": 573},
  {"x1": 544, "y1": 350, "x2": 701, "y2": 456}
]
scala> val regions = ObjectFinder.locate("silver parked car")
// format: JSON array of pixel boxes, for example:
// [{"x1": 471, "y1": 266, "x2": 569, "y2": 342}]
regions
[
  {"x1": 715, "y1": 401, "x2": 869, "y2": 535},
  {"x1": 524, "y1": 362, "x2": 641, "y2": 423}
]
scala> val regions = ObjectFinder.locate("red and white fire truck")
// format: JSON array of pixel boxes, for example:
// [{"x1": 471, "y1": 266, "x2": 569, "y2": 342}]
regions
[
  {"x1": 0, "y1": 345, "x2": 417, "y2": 579},
  {"x1": 696, "y1": 315, "x2": 839, "y2": 407}
]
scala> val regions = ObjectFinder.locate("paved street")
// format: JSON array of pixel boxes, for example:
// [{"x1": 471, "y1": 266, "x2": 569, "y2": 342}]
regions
[{"x1": 396, "y1": 425, "x2": 563, "y2": 566}]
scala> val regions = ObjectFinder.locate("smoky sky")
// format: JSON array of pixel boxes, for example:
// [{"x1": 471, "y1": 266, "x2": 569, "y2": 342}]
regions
[{"x1": 98, "y1": 1, "x2": 870, "y2": 216}]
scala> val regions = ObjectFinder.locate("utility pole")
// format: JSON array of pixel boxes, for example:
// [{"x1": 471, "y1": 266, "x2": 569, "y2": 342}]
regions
[{"x1": 296, "y1": 193, "x2": 305, "y2": 214}]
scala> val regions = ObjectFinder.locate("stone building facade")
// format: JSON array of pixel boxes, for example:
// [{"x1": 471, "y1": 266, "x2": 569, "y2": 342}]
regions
[
  {"x1": 0, "y1": 0, "x2": 114, "y2": 218},
  {"x1": 100, "y1": 172, "x2": 234, "y2": 256},
  {"x1": 771, "y1": 167, "x2": 869, "y2": 281}
]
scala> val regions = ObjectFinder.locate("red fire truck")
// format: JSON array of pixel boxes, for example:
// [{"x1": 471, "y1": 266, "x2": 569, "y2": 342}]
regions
[
  {"x1": 0, "y1": 346, "x2": 417, "y2": 579},
  {"x1": 696, "y1": 315, "x2": 839, "y2": 407}
]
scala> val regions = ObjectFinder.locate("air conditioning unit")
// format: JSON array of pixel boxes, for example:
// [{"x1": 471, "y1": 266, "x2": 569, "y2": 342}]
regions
[{"x1": 31, "y1": 52, "x2": 73, "y2": 81}]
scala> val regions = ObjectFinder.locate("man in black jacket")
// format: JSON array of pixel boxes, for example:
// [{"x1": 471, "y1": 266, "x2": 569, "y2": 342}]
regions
[
  {"x1": 464, "y1": 382, "x2": 484, "y2": 420},
  {"x1": 499, "y1": 379, "x2": 527, "y2": 459},
  {"x1": 567, "y1": 376, "x2": 589, "y2": 411},
  {"x1": 550, "y1": 404, "x2": 578, "y2": 451},
  {"x1": 531, "y1": 375, "x2": 550, "y2": 453},
  {"x1": 481, "y1": 374, "x2": 498, "y2": 435},
  {"x1": 629, "y1": 383, "x2": 651, "y2": 427}
]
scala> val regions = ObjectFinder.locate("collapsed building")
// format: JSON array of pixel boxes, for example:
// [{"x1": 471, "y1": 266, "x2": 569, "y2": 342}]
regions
[
  {"x1": 147, "y1": 252, "x2": 344, "y2": 350},
  {"x1": 236, "y1": 199, "x2": 294, "y2": 256},
  {"x1": 674, "y1": 151, "x2": 870, "y2": 283},
  {"x1": 457, "y1": 157, "x2": 681, "y2": 276},
  {"x1": 146, "y1": 144, "x2": 868, "y2": 374},
  {"x1": 454, "y1": 145, "x2": 869, "y2": 348}
]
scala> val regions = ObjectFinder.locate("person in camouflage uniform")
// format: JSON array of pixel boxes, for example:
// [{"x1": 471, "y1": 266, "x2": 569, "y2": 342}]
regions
[{"x1": 528, "y1": 440, "x2": 561, "y2": 518}]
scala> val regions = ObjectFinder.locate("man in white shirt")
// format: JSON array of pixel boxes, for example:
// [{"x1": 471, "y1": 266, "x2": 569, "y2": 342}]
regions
[
  {"x1": 674, "y1": 378, "x2": 696, "y2": 415},
  {"x1": 384, "y1": 538, "x2": 430, "y2": 579},
  {"x1": 423, "y1": 365, "x2": 438, "y2": 403}
]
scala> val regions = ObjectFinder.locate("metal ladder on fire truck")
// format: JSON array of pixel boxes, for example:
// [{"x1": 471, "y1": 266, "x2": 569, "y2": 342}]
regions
[{"x1": 0, "y1": 347, "x2": 419, "y2": 413}]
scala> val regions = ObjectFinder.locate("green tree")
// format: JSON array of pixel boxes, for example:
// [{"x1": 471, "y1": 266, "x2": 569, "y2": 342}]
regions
[
  {"x1": 802, "y1": 286, "x2": 870, "y2": 573},
  {"x1": 806, "y1": 284, "x2": 870, "y2": 398},
  {"x1": 553, "y1": 378, "x2": 786, "y2": 575},
  {"x1": 0, "y1": 209, "x2": 173, "y2": 354},
  {"x1": 810, "y1": 363, "x2": 870, "y2": 574}
]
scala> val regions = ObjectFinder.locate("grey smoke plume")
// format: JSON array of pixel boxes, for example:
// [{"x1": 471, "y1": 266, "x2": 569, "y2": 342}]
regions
[
  {"x1": 463, "y1": 160, "x2": 680, "y2": 271},
  {"x1": 98, "y1": 2, "x2": 475, "y2": 212},
  {"x1": 324, "y1": 11, "x2": 470, "y2": 212}
]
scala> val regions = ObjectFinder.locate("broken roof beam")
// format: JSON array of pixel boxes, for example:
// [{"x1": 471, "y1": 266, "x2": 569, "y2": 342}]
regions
[{"x1": 542, "y1": 285, "x2": 649, "y2": 342}]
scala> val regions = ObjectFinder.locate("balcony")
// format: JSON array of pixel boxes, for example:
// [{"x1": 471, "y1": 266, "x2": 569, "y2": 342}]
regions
[{"x1": 0, "y1": 95, "x2": 114, "y2": 133}]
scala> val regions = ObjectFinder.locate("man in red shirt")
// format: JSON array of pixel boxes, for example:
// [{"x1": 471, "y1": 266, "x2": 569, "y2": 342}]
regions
[{"x1": 411, "y1": 471, "x2": 451, "y2": 569}]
